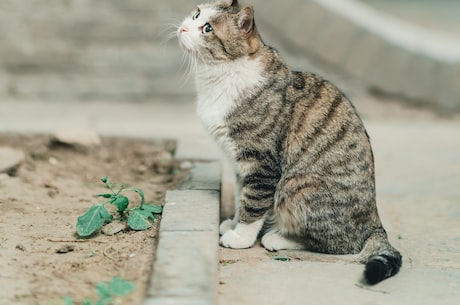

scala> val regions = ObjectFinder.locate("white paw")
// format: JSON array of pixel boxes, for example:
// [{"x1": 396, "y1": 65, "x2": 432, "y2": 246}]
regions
[
  {"x1": 219, "y1": 219, "x2": 236, "y2": 235},
  {"x1": 261, "y1": 231, "x2": 305, "y2": 251},
  {"x1": 220, "y1": 230, "x2": 254, "y2": 249},
  {"x1": 219, "y1": 220, "x2": 263, "y2": 249}
]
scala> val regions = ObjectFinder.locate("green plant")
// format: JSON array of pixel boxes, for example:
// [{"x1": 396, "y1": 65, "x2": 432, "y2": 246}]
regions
[
  {"x1": 62, "y1": 276, "x2": 135, "y2": 305},
  {"x1": 76, "y1": 176, "x2": 163, "y2": 237}
]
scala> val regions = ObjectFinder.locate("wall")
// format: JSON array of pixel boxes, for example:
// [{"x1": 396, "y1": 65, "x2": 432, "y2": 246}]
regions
[{"x1": 0, "y1": 0, "x2": 199, "y2": 102}]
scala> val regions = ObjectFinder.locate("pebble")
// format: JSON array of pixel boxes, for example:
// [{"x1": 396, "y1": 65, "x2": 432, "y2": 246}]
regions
[
  {"x1": 48, "y1": 157, "x2": 59, "y2": 165},
  {"x1": 152, "y1": 151, "x2": 175, "y2": 174},
  {"x1": 102, "y1": 220, "x2": 128, "y2": 236},
  {"x1": 0, "y1": 147, "x2": 25, "y2": 174},
  {"x1": 15, "y1": 244, "x2": 26, "y2": 251},
  {"x1": 53, "y1": 128, "x2": 101, "y2": 148},
  {"x1": 180, "y1": 161, "x2": 193, "y2": 170},
  {"x1": 55, "y1": 245, "x2": 75, "y2": 254}
]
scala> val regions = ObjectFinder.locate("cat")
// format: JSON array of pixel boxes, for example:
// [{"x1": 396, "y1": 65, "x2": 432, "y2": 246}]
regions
[{"x1": 177, "y1": 0, "x2": 401, "y2": 285}]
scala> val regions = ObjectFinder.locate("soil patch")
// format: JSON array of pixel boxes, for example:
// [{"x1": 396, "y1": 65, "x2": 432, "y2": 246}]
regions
[{"x1": 0, "y1": 133, "x2": 188, "y2": 305}]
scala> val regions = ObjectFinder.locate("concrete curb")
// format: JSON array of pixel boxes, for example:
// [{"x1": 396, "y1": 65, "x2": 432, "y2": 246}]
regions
[
  {"x1": 253, "y1": 0, "x2": 460, "y2": 112},
  {"x1": 145, "y1": 161, "x2": 221, "y2": 305}
]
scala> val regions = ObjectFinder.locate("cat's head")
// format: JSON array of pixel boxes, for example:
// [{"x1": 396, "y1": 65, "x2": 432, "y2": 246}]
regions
[{"x1": 177, "y1": 0, "x2": 261, "y2": 64}]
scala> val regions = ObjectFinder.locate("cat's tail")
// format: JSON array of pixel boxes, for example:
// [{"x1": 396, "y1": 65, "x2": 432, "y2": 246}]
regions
[{"x1": 359, "y1": 229, "x2": 402, "y2": 285}]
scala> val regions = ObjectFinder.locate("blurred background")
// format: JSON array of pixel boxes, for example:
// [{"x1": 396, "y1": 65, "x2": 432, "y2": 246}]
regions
[
  {"x1": 0, "y1": 0, "x2": 459, "y2": 114},
  {"x1": 0, "y1": 0, "x2": 196, "y2": 102}
]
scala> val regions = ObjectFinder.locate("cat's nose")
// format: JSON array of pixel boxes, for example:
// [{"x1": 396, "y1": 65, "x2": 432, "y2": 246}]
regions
[{"x1": 179, "y1": 27, "x2": 188, "y2": 33}]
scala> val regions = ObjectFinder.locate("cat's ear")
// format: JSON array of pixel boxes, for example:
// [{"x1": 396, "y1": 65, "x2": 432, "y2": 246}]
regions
[
  {"x1": 227, "y1": 0, "x2": 239, "y2": 7},
  {"x1": 237, "y1": 6, "x2": 254, "y2": 36}
]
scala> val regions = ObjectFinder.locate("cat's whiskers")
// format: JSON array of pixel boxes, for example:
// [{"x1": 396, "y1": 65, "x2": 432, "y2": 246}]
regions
[
  {"x1": 160, "y1": 23, "x2": 182, "y2": 44},
  {"x1": 159, "y1": 19, "x2": 182, "y2": 36},
  {"x1": 178, "y1": 54, "x2": 193, "y2": 85},
  {"x1": 179, "y1": 48, "x2": 203, "y2": 86}
]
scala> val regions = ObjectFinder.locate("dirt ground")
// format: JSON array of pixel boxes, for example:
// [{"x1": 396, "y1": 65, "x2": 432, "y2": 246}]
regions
[{"x1": 0, "y1": 133, "x2": 188, "y2": 305}]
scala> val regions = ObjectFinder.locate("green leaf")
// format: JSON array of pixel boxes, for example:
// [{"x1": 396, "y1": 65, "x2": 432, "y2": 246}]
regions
[
  {"x1": 62, "y1": 296, "x2": 74, "y2": 305},
  {"x1": 82, "y1": 299, "x2": 93, "y2": 305},
  {"x1": 93, "y1": 277, "x2": 135, "y2": 305},
  {"x1": 110, "y1": 195, "x2": 129, "y2": 212},
  {"x1": 127, "y1": 207, "x2": 153, "y2": 230},
  {"x1": 107, "y1": 276, "x2": 136, "y2": 297},
  {"x1": 142, "y1": 203, "x2": 163, "y2": 214},
  {"x1": 139, "y1": 208, "x2": 156, "y2": 222},
  {"x1": 125, "y1": 187, "x2": 145, "y2": 205},
  {"x1": 101, "y1": 176, "x2": 108, "y2": 184},
  {"x1": 95, "y1": 282, "x2": 112, "y2": 301},
  {"x1": 76, "y1": 204, "x2": 113, "y2": 237},
  {"x1": 94, "y1": 193, "x2": 112, "y2": 199}
]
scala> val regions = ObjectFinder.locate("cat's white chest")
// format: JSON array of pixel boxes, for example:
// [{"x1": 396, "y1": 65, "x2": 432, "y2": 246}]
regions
[
  {"x1": 196, "y1": 83, "x2": 234, "y2": 135},
  {"x1": 195, "y1": 57, "x2": 265, "y2": 160}
]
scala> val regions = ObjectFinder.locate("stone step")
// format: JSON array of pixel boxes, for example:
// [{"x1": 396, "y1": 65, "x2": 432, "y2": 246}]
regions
[
  {"x1": 253, "y1": 0, "x2": 460, "y2": 112},
  {"x1": 145, "y1": 161, "x2": 221, "y2": 305}
]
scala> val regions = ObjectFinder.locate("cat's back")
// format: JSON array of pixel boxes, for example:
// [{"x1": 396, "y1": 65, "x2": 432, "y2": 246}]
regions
[{"x1": 282, "y1": 70, "x2": 373, "y2": 172}]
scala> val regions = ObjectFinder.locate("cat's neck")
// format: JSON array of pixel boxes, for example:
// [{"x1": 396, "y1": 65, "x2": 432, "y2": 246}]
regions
[{"x1": 195, "y1": 56, "x2": 265, "y2": 101}]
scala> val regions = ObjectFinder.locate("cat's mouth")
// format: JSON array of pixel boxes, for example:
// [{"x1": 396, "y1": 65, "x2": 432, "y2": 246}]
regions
[{"x1": 177, "y1": 29, "x2": 193, "y2": 54}]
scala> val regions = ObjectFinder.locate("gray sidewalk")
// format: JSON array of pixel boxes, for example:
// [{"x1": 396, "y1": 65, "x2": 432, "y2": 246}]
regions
[{"x1": 0, "y1": 99, "x2": 218, "y2": 160}]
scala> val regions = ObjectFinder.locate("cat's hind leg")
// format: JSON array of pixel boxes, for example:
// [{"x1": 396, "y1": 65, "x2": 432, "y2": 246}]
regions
[
  {"x1": 261, "y1": 229, "x2": 305, "y2": 251},
  {"x1": 260, "y1": 190, "x2": 306, "y2": 251}
]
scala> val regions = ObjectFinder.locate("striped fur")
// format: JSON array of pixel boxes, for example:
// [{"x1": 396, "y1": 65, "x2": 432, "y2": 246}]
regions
[{"x1": 178, "y1": 0, "x2": 401, "y2": 284}]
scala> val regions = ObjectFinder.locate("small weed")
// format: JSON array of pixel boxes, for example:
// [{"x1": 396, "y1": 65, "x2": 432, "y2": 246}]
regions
[
  {"x1": 76, "y1": 176, "x2": 163, "y2": 237},
  {"x1": 271, "y1": 256, "x2": 291, "y2": 262},
  {"x1": 62, "y1": 276, "x2": 135, "y2": 305},
  {"x1": 265, "y1": 251, "x2": 291, "y2": 262}
]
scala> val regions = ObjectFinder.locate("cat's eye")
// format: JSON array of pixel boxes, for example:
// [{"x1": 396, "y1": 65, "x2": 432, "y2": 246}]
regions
[
  {"x1": 192, "y1": 9, "x2": 200, "y2": 20},
  {"x1": 202, "y1": 23, "x2": 213, "y2": 35}
]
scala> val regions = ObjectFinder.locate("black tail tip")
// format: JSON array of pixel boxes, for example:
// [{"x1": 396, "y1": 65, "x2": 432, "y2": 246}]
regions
[
  {"x1": 364, "y1": 253, "x2": 402, "y2": 285},
  {"x1": 364, "y1": 259, "x2": 388, "y2": 285}
]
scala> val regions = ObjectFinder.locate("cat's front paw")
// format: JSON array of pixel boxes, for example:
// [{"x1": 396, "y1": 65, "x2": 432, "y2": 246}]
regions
[
  {"x1": 219, "y1": 219, "x2": 236, "y2": 235},
  {"x1": 219, "y1": 220, "x2": 264, "y2": 249},
  {"x1": 220, "y1": 229, "x2": 255, "y2": 249}
]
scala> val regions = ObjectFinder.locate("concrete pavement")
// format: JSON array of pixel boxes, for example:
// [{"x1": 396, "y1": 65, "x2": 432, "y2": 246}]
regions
[{"x1": 0, "y1": 98, "x2": 219, "y2": 160}]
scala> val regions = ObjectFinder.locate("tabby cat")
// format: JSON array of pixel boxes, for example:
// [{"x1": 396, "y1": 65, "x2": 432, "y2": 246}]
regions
[{"x1": 177, "y1": 0, "x2": 401, "y2": 284}]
